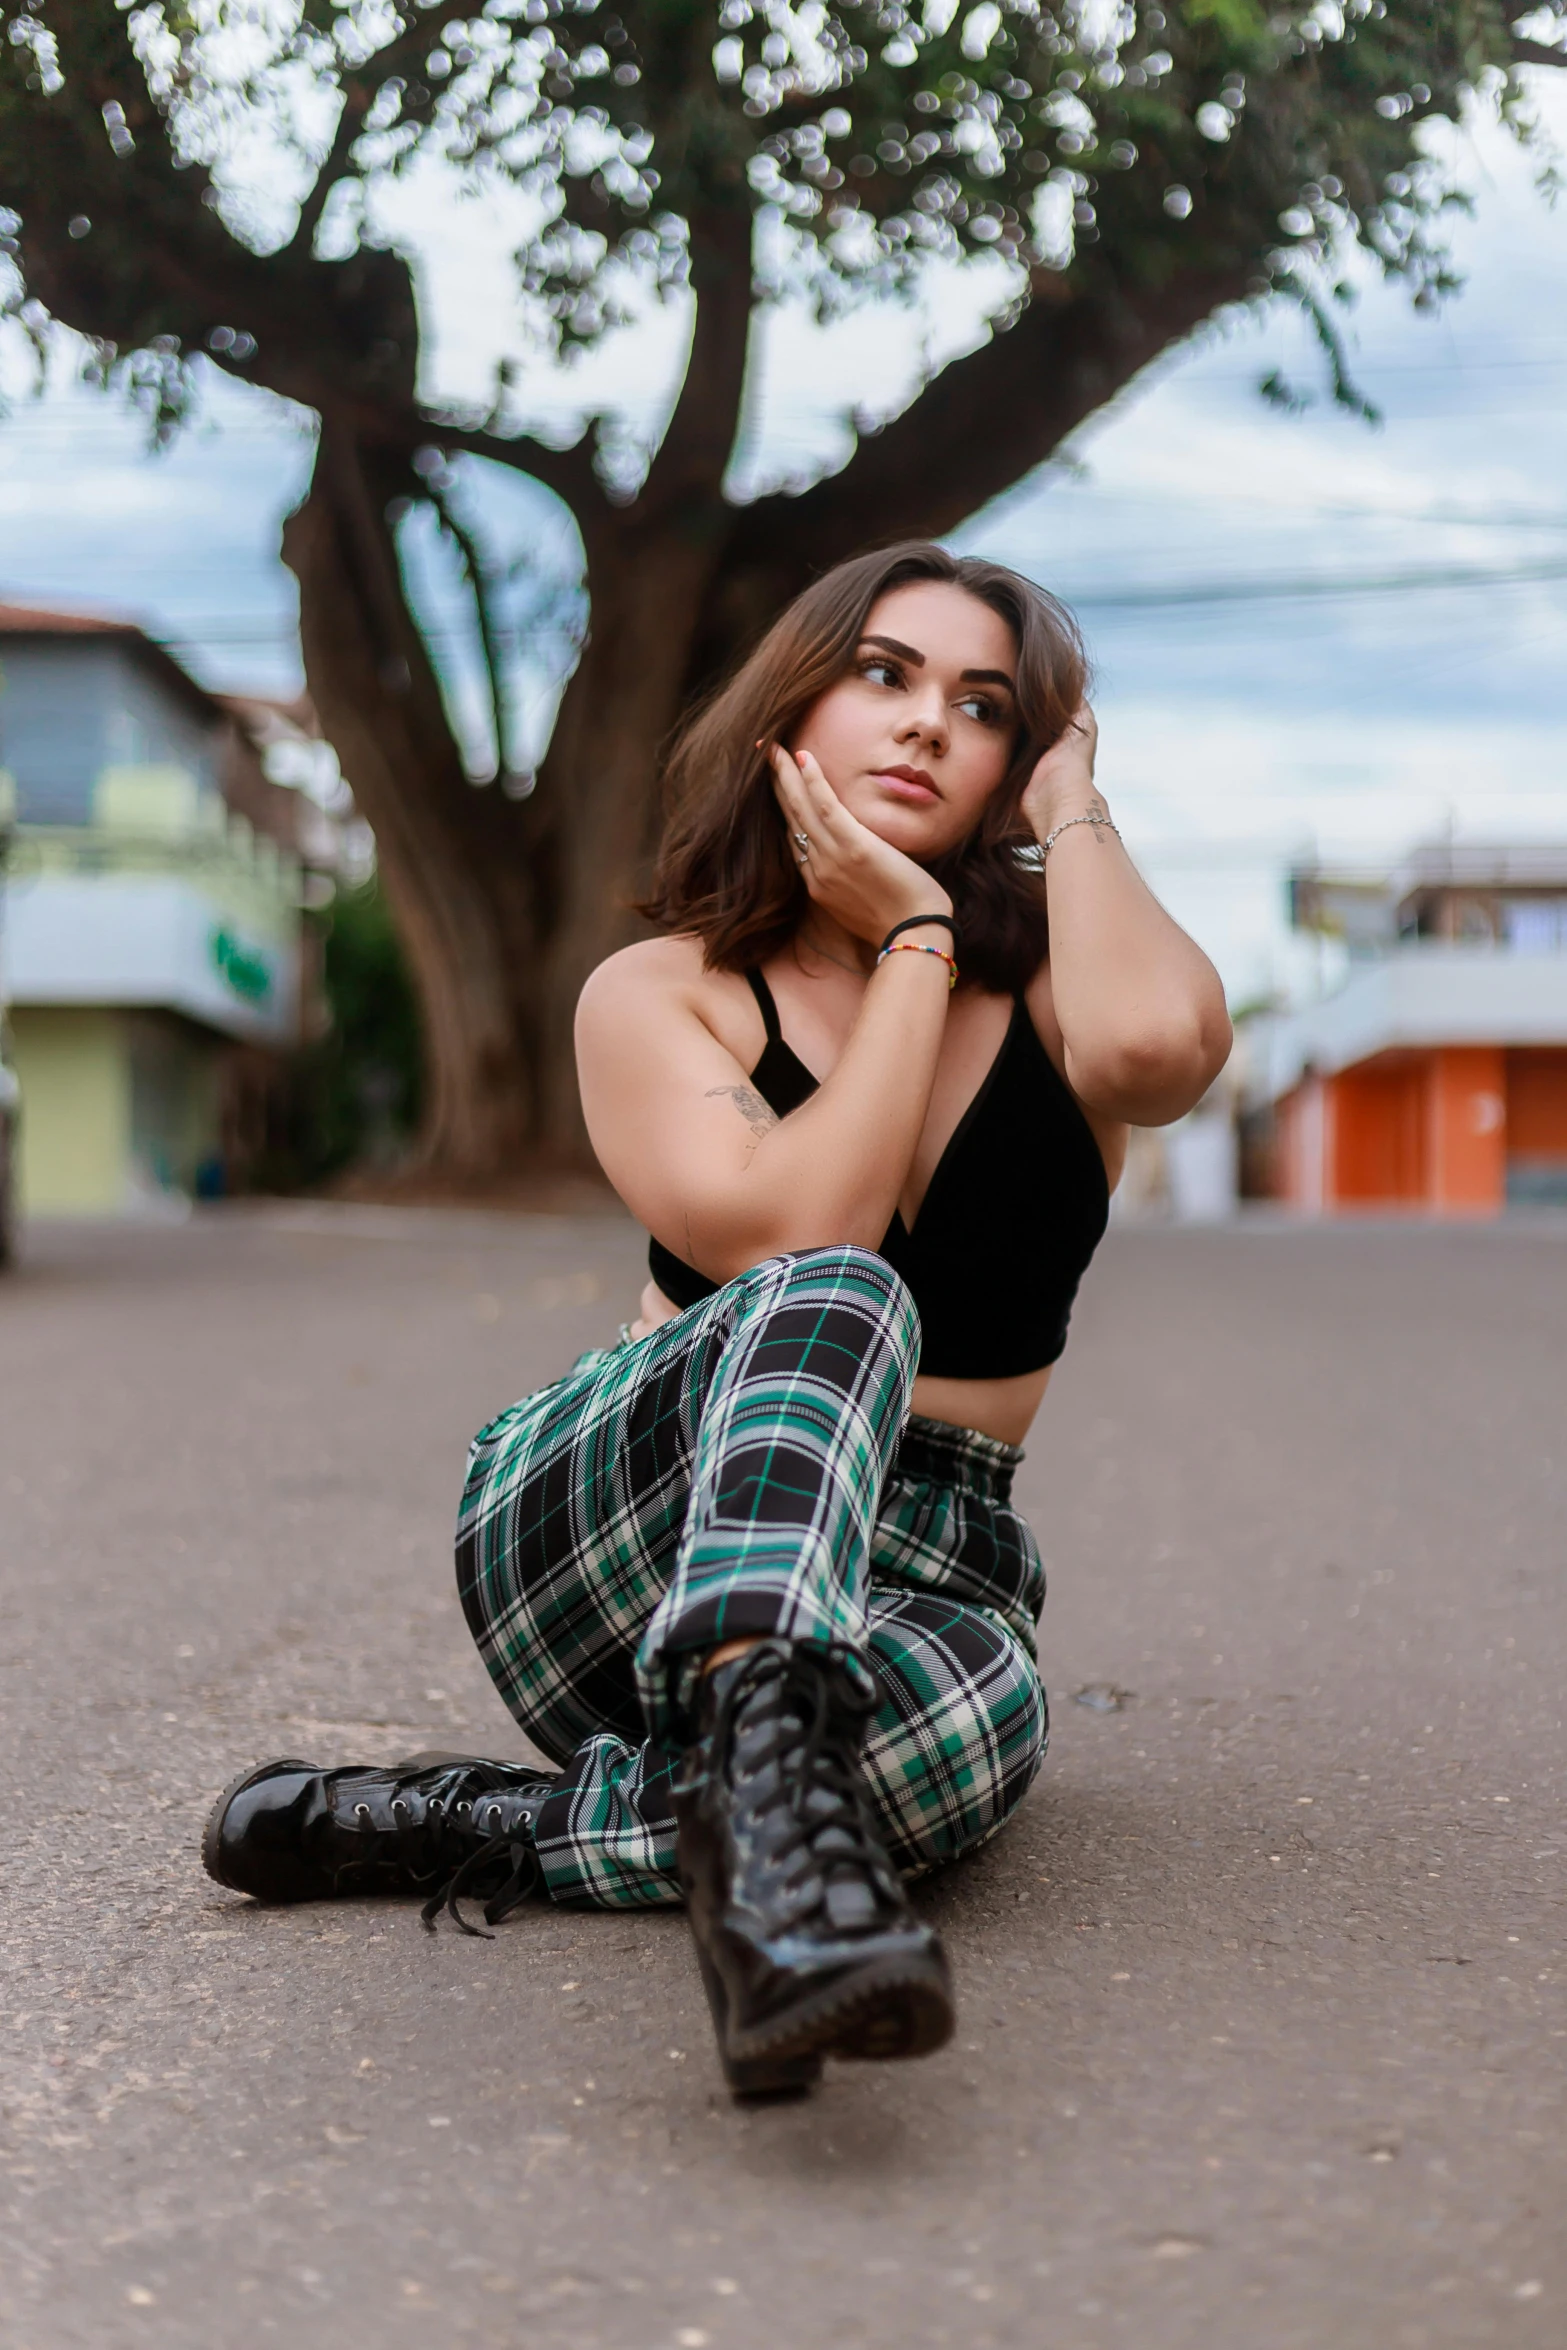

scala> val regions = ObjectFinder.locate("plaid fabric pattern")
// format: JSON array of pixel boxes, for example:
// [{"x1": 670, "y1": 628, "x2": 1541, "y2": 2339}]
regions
[{"x1": 455, "y1": 1245, "x2": 1048, "y2": 1909}]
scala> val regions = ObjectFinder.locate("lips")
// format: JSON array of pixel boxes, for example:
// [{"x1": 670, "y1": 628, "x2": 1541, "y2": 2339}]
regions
[{"x1": 874, "y1": 766, "x2": 939, "y2": 802}]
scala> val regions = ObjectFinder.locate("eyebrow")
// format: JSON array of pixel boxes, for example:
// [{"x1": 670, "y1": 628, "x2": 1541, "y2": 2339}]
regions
[{"x1": 860, "y1": 634, "x2": 1017, "y2": 695}]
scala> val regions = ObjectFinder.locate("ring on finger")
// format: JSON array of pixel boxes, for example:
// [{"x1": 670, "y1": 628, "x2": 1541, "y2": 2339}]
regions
[{"x1": 793, "y1": 830, "x2": 810, "y2": 858}]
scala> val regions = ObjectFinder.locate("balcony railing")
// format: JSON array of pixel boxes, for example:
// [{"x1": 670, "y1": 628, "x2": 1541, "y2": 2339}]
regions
[{"x1": 8, "y1": 820, "x2": 303, "y2": 917}]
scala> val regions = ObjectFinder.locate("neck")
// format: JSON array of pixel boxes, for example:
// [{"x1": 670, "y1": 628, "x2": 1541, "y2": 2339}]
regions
[{"x1": 793, "y1": 913, "x2": 878, "y2": 978}]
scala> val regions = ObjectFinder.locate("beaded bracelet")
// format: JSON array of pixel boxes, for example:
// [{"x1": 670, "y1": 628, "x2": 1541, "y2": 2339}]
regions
[
  {"x1": 877, "y1": 938, "x2": 958, "y2": 989},
  {"x1": 879, "y1": 913, "x2": 956, "y2": 955}
]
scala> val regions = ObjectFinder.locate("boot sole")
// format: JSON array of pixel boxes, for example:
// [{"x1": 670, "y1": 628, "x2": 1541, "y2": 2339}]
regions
[{"x1": 694, "y1": 1941, "x2": 954, "y2": 2100}]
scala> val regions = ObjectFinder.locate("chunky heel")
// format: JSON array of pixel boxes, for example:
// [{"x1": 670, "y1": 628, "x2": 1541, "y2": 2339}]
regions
[
  {"x1": 724, "y1": 2046, "x2": 823, "y2": 2100},
  {"x1": 694, "y1": 1944, "x2": 821, "y2": 2101}
]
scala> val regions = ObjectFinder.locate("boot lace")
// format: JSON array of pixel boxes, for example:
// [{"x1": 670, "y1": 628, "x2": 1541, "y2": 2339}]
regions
[
  {"x1": 687, "y1": 1641, "x2": 891, "y2": 1928},
  {"x1": 420, "y1": 1814, "x2": 545, "y2": 1939},
  {"x1": 362, "y1": 1764, "x2": 547, "y2": 1940}
]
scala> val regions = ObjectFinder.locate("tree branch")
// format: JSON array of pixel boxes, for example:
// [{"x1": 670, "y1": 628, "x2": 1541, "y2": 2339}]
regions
[
  {"x1": 427, "y1": 478, "x2": 516, "y2": 784},
  {"x1": 287, "y1": 89, "x2": 370, "y2": 259},
  {"x1": 5, "y1": 86, "x2": 603, "y2": 520},
  {"x1": 725, "y1": 263, "x2": 1254, "y2": 577},
  {"x1": 426, "y1": 418, "x2": 603, "y2": 520},
  {"x1": 1511, "y1": 36, "x2": 1567, "y2": 66},
  {"x1": 285, "y1": 20, "x2": 443, "y2": 258},
  {"x1": 637, "y1": 202, "x2": 755, "y2": 520}
]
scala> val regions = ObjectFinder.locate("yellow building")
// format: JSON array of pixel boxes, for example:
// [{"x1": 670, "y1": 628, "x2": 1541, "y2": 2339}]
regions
[{"x1": 0, "y1": 605, "x2": 311, "y2": 1216}]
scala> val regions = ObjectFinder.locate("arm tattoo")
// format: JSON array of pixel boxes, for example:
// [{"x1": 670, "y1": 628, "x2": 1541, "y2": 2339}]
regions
[{"x1": 706, "y1": 1083, "x2": 779, "y2": 1138}]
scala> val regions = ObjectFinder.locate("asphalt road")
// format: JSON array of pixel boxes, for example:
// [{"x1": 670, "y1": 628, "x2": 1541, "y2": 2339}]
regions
[{"x1": 1, "y1": 1206, "x2": 1562, "y2": 2350}]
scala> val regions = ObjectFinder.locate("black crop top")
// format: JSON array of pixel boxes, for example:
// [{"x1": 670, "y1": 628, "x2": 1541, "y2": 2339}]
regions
[{"x1": 647, "y1": 970, "x2": 1110, "y2": 1379}]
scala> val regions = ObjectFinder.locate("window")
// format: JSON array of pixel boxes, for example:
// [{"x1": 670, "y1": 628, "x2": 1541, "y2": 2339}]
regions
[{"x1": 1505, "y1": 900, "x2": 1567, "y2": 953}]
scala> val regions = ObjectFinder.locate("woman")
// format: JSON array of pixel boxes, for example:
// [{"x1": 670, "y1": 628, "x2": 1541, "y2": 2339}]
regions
[{"x1": 203, "y1": 544, "x2": 1230, "y2": 2099}]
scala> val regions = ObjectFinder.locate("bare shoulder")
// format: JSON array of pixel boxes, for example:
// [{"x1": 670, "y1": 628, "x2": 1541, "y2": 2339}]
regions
[
  {"x1": 576, "y1": 934, "x2": 708, "y2": 1031},
  {"x1": 575, "y1": 935, "x2": 762, "y2": 1075},
  {"x1": 580, "y1": 932, "x2": 706, "y2": 1002}
]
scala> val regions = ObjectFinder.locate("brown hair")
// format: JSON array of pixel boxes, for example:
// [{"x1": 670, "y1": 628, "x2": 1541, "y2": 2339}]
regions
[{"x1": 639, "y1": 542, "x2": 1088, "y2": 993}]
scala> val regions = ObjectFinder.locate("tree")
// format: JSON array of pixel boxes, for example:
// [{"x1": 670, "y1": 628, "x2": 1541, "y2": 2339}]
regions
[{"x1": 0, "y1": 1, "x2": 1560, "y2": 1171}]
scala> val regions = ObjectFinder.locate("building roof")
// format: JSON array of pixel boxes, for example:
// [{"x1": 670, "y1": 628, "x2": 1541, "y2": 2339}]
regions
[
  {"x1": 214, "y1": 690, "x2": 322, "y2": 747},
  {"x1": 1243, "y1": 946, "x2": 1567, "y2": 1106},
  {"x1": 1291, "y1": 838, "x2": 1567, "y2": 922},
  {"x1": 0, "y1": 597, "x2": 226, "y2": 732},
  {"x1": 1393, "y1": 841, "x2": 1567, "y2": 894},
  {"x1": 0, "y1": 601, "x2": 141, "y2": 637}
]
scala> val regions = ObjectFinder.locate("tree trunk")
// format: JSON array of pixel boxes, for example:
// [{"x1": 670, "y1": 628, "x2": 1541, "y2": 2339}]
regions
[
  {"x1": 285, "y1": 424, "x2": 733, "y2": 1174},
  {"x1": 286, "y1": 427, "x2": 536, "y2": 1173},
  {"x1": 527, "y1": 508, "x2": 739, "y2": 1146},
  {"x1": 286, "y1": 261, "x2": 1257, "y2": 1183}
]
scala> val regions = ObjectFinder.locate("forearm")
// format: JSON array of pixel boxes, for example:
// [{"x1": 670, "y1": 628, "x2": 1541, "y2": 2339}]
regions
[
  {"x1": 687, "y1": 953, "x2": 951, "y2": 1275},
  {"x1": 1042, "y1": 819, "x2": 1231, "y2": 1122}
]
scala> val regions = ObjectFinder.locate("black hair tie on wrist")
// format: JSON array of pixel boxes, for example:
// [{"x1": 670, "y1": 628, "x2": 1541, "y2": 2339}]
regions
[{"x1": 879, "y1": 913, "x2": 956, "y2": 956}]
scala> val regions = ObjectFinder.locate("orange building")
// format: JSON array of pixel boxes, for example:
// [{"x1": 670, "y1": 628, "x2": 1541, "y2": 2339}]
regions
[{"x1": 1249, "y1": 845, "x2": 1567, "y2": 1217}]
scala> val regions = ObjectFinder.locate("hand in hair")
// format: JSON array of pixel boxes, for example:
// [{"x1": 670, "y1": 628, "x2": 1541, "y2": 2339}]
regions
[
  {"x1": 767, "y1": 743, "x2": 952, "y2": 946},
  {"x1": 1019, "y1": 702, "x2": 1100, "y2": 838}
]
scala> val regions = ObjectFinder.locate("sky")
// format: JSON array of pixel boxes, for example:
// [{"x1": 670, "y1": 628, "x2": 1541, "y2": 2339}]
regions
[{"x1": 1, "y1": 69, "x2": 1565, "y2": 1009}]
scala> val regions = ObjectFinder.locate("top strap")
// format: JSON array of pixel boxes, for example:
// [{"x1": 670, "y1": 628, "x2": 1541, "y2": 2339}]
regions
[{"x1": 745, "y1": 966, "x2": 783, "y2": 1044}]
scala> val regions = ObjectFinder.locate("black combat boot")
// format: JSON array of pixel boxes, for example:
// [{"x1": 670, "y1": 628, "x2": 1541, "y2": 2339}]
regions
[
  {"x1": 202, "y1": 1752, "x2": 560, "y2": 1935},
  {"x1": 673, "y1": 1641, "x2": 955, "y2": 2100}
]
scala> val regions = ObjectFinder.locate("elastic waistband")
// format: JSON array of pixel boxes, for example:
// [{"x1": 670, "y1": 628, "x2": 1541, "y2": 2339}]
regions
[{"x1": 892, "y1": 1413, "x2": 1022, "y2": 1504}]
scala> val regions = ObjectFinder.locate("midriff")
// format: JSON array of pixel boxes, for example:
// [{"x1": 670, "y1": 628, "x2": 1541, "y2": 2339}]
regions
[{"x1": 631, "y1": 1280, "x2": 1054, "y2": 1447}]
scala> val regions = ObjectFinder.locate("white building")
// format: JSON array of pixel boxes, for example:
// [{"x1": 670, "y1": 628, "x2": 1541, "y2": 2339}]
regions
[
  {"x1": 1241, "y1": 843, "x2": 1567, "y2": 1215},
  {"x1": 0, "y1": 603, "x2": 314, "y2": 1214}
]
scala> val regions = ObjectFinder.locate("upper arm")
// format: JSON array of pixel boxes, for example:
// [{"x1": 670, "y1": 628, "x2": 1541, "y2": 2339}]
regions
[{"x1": 575, "y1": 945, "x2": 780, "y2": 1267}]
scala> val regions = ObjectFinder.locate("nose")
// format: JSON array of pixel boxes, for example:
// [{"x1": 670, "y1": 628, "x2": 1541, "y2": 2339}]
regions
[{"x1": 895, "y1": 680, "x2": 948, "y2": 755}]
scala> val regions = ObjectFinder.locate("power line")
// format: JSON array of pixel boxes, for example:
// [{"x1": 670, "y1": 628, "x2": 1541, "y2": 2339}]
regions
[
  {"x1": 150, "y1": 620, "x2": 582, "y2": 648},
  {"x1": 1067, "y1": 557, "x2": 1567, "y2": 610},
  {"x1": 140, "y1": 553, "x2": 1567, "y2": 658},
  {"x1": 1016, "y1": 489, "x2": 1567, "y2": 535}
]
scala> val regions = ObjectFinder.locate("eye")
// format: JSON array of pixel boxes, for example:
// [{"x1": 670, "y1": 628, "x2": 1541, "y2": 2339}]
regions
[
  {"x1": 858, "y1": 656, "x2": 904, "y2": 690},
  {"x1": 955, "y1": 692, "x2": 1004, "y2": 725}
]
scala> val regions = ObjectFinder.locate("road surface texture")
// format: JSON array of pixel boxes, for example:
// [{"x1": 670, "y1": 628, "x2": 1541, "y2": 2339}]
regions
[{"x1": 1, "y1": 1206, "x2": 1562, "y2": 2350}]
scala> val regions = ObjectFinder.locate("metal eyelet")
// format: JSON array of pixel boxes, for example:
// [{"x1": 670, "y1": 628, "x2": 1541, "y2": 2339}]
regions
[
  {"x1": 353, "y1": 1802, "x2": 371, "y2": 1820},
  {"x1": 391, "y1": 1797, "x2": 409, "y2": 1820}
]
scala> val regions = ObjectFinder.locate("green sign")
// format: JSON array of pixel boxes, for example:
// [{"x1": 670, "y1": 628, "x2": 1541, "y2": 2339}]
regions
[{"x1": 210, "y1": 927, "x2": 273, "y2": 1003}]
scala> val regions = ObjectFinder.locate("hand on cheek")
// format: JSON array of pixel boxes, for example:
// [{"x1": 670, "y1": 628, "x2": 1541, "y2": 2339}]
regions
[{"x1": 788, "y1": 738, "x2": 836, "y2": 802}]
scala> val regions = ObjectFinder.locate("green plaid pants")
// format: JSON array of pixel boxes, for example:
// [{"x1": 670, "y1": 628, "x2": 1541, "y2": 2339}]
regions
[{"x1": 455, "y1": 1246, "x2": 1047, "y2": 1908}]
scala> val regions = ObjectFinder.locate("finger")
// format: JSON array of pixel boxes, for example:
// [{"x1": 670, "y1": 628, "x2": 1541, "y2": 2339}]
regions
[
  {"x1": 769, "y1": 767, "x2": 822, "y2": 883},
  {"x1": 792, "y1": 753, "x2": 880, "y2": 866},
  {"x1": 770, "y1": 752, "x2": 831, "y2": 845},
  {"x1": 790, "y1": 747, "x2": 849, "y2": 834},
  {"x1": 771, "y1": 754, "x2": 843, "y2": 878},
  {"x1": 768, "y1": 742, "x2": 816, "y2": 817},
  {"x1": 769, "y1": 760, "x2": 814, "y2": 843}
]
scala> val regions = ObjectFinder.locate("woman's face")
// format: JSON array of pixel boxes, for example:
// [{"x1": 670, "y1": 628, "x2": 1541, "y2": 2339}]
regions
[{"x1": 790, "y1": 580, "x2": 1020, "y2": 863}]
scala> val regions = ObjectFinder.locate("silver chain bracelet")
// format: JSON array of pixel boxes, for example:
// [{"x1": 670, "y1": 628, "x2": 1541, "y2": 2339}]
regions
[{"x1": 1038, "y1": 810, "x2": 1122, "y2": 859}]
